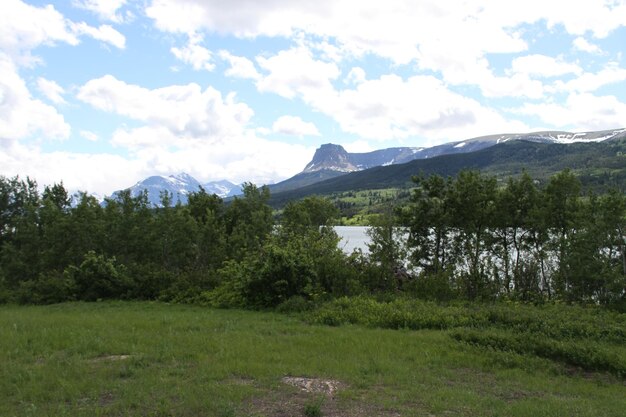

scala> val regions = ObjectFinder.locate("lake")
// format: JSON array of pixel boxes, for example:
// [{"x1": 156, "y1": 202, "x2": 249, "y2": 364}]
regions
[{"x1": 334, "y1": 226, "x2": 371, "y2": 254}]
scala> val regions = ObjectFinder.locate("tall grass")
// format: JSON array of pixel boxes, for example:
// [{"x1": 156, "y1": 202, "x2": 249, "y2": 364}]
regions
[{"x1": 1, "y1": 301, "x2": 624, "y2": 416}]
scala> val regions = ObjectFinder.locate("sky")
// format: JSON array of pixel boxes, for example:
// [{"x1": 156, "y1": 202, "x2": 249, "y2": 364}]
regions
[{"x1": 1, "y1": 0, "x2": 626, "y2": 196}]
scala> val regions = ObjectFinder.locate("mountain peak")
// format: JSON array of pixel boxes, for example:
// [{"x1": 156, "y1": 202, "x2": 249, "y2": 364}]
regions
[
  {"x1": 303, "y1": 143, "x2": 356, "y2": 173},
  {"x1": 301, "y1": 143, "x2": 424, "y2": 174}
]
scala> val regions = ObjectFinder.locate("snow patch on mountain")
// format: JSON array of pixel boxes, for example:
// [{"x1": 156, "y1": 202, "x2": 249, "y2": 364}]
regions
[{"x1": 110, "y1": 173, "x2": 241, "y2": 207}]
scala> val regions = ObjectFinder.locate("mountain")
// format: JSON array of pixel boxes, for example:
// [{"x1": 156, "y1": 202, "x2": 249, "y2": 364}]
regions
[
  {"x1": 110, "y1": 173, "x2": 241, "y2": 207},
  {"x1": 203, "y1": 180, "x2": 241, "y2": 198},
  {"x1": 270, "y1": 128, "x2": 626, "y2": 194},
  {"x1": 268, "y1": 134, "x2": 626, "y2": 207},
  {"x1": 302, "y1": 144, "x2": 423, "y2": 173},
  {"x1": 270, "y1": 145, "x2": 423, "y2": 193}
]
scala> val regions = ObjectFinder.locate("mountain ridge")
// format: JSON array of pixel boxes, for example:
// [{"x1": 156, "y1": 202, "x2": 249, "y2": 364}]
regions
[
  {"x1": 268, "y1": 128, "x2": 626, "y2": 194},
  {"x1": 110, "y1": 174, "x2": 241, "y2": 207},
  {"x1": 268, "y1": 137, "x2": 626, "y2": 207},
  {"x1": 109, "y1": 128, "x2": 626, "y2": 206}
]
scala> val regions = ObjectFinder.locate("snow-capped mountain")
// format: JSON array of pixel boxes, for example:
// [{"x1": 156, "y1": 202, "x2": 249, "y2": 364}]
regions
[
  {"x1": 269, "y1": 128, "x2": 626, "y2": 194},
  {"x1": 302, "y1": 144, "x2": 423, "y2": 173},
  {"x1": 110, "y1": 173, "x2": 241, "y2": 207},
  {"x1": 303, "y1": 128, "x2": 626, "y2": 174}
]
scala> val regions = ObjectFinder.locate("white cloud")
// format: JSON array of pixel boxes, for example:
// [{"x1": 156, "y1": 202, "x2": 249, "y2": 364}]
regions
[
  {"x1": 117, "y1": 134, "x2": 314, "y2": 187},
  {"x1": 272, "y1": 115, "x2": 320, "y2": 137},
  {"x1": 71, "y1": 22, "x2": 126, "y2": 49},
  {"x1": 252, "y1": 45, "x2": 528, "y2": 141},
  {"x1": 77, "y1": 75, "x2": 253, "y2": 142},
  {"x1": 0, "y1": 142, "x2": 143, "y2": 194},
  {"x1": 510, "y1": 54, "x2": 581, "y2": 78},
  {"x1": 219, "y1": 50, "x2": 260, "y2": 80},
  {"x1": 171, "y1": 35, "x2": 214, "y2": 71},
  {"x1": 0, "y1": 0, "x2": 79, "y2": 64},
  {"x1": 36, "y1": 77, "x2": 66, "y2": 104},
  {"x1": 345, "y1": 67, "x2": 366, "y2": 85},
  {"x1": 0, "y1": 1, "x2": 127, "y2": 64},
  {"x1": 71, "y1": 74, "x2": 318, "y2": 192},
  {"x1": 343, "y1": 139, "x2": 374, "y2": 153},
  {"x1": 515, "y1": 93, "x2": 626, "y2": 131},
  {"x1": 73, "y1": 0, "x2": 128, "y2": 23},
  {"x1": 573, "y1": 37, "x2": 602, "y2": 54},
  {"x1": 80, "y1": 130, "x2": 99, "y2": 142},
  {"x1": 480, "y1": 73, "x2": 545, "y2": 99},
  {"x1": 319, "y1": 74, "x2": 528, "y2": 142},
  {"x1": 554, "y1": 63, "x2": 626, "y2": 93},
  {"x1": 144, "y1": 0, "x2": 626, "y2": 98},
  {"x1": 256, "y1": 46, "x2": 339, "y2": 99},
  {"x1": 0, "y1": 54, "x2": 70, "y2": 144}
]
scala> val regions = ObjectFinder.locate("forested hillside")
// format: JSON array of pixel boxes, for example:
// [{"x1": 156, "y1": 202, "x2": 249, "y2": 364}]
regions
[{"x1": 269, "y1": 139, "x2": 626, "y2": 207}]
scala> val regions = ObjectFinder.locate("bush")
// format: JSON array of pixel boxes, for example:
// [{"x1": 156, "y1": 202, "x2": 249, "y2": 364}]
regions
[
  {"x1": 65, "y1": 251, "x2": 130, "y2": 301},
  {"x1": 451, "y1": 328, "x2": 626, "y2": 377},
  {"x1": 407, "y1": 269, "x2": 457, "y2": 301},
  {"x1": 276, "y1": 295, "x2": 316, "y2": 313},
  {"x1": 17, "y1": 271, "x2": 75, "y2": 304}
]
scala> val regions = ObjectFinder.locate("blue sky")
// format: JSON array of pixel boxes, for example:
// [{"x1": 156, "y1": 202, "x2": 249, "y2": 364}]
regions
[{"x1": 1, "y1": 0, "x2": 625, "y2": 195}]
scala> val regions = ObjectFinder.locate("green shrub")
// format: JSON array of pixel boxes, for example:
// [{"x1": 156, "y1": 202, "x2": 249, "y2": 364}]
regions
[
  {"x1": 16, "y1": 271, "x2": 75, "y2": 304},
  {"x1": 451, "y1": 328, "x2": 626, "y2": 377},
  {"x1": 65, "y1": 251, "x2": 130, "y2": 301},
  {"x1": 303, "y1": 396, "x2": 324, "y2": 417},
  {"x1": 276, "y1": 295, "x2": 316, "y2": 313}
]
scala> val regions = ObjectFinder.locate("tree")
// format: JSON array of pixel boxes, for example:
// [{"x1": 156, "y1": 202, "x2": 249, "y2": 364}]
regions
[
  {"x1": 224, "y1": 183, "x2": 273, "y2": 260},
  {"x1": 400, "y1": 174, "x2": 453, "y2": 274},
  {"x1": 543, "y1": 170, "x2": 582, "y2": 298},
  {"x1": 282, "y1": 196, "x2": 339, "y2": 233},
  {"x1": 447, "y1": 171, "x2": 498, "y2": 299},
  {"x1": 366, "y1": 210, "x2": 407, "y2": 291}
]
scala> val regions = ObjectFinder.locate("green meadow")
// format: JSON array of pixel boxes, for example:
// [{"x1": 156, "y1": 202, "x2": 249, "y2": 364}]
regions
[{"x1": 1, "y1": 302, "x2": 624, "y2": 417}]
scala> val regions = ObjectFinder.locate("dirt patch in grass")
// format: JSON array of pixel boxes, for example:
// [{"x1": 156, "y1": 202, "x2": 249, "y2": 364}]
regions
[
  {"x1": 282, "y1": 376, "x2": 345, "y2": 396},
  {"x1": 242, "y1": 377, "x2": 400, "y2": 417},
  {"x1": 88, "y1": 354, "x2": 132, "y2": 362}
]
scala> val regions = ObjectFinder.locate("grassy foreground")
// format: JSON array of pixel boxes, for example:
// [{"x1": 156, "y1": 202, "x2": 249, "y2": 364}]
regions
[{"x1": 1, "y1": 302, "x2": 624, "y2": 417}]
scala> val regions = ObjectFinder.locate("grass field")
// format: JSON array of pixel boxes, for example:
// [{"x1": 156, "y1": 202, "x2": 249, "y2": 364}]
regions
[{"x1": 1, "y1": 302, "x2": 625, "y2": 416}]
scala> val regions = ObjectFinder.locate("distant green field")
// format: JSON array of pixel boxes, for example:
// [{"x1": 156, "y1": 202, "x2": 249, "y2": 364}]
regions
[{"x1": 1, "y1": 302, "x2": 625, "y2": 417}]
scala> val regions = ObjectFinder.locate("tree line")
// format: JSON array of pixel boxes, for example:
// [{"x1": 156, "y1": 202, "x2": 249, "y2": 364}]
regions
[
  {"x1": 0, "y1": 170, "x2": 624, "y2": 309},
  {"x1": 396, "y1": 170, "x2": 625, "y2": 305}
]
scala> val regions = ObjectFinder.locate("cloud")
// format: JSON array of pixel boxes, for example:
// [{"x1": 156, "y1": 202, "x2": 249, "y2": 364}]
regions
[
  {"x1": 144, "y1": 0, "x2": 626, "y2": 97},
  {"x1": 573, "y1": 36, "x2": 602, "y2": 54},
  {"x1": 554, "y1": 63, "x2": 626, "y2": 93},
  {"x1": 71, "y1": 74, "x2": 316, "y2": 193},
  {"x1": 1, "y1": 0, "x2": 127, "y2": 64},
  {"x1": 510, "y1": 54, "x2": 582, "y2": 78},
  {"x1": 345, "y1": 67, "x2": 366, "y2": 85},
  {"x1": 71, "y1": 22, "x2": 126, "y2": 49},
  {"x1": 36, "y1": 77, "x2": 66, "y2": 104},
  {"x1": 0, "y1": 0, "x2": 79, "y2": 64},
  {"x1": 327, "y1": 74, "x2": 530, "y2": 141},
  {"x1": 77, "y1": 75, "x2": 252, "y2": 142},
  {"x1": 256, "y1": 46, "x2": 339, "y2": 99},
  {"x1": 72, "y1": 0, "x2": 128, "y2": 23},
  {"x1": 0, "y1": 142, "x2": 143, "y2": 194},
  {"x1": 0, "y1": 54, "x2": 70, "y2": 144},
  {"x1": 272, "y1": 115, "x2": 320, "y2": 137},
  {"x1": 251, "y1": 46, "x2": 528, "y2": 141},
  {"x1": 80, "y1": 130, "x2": 99, "y2": 142},
  {"x1": 0, "y1": 131, "x2": 313, "y2": 195},
  {"x1": 171, "y1": 35, "x2": 214, "y2": 71},
  {"x1": 342, "y1": 139, "x2": 374, "y2": 153},
  {"x1": 515, "y1": 93, "x2": 626, "y2": 131},
  {"x1": 219, "y1": 50, "x2": 260, "y2": 80}
]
